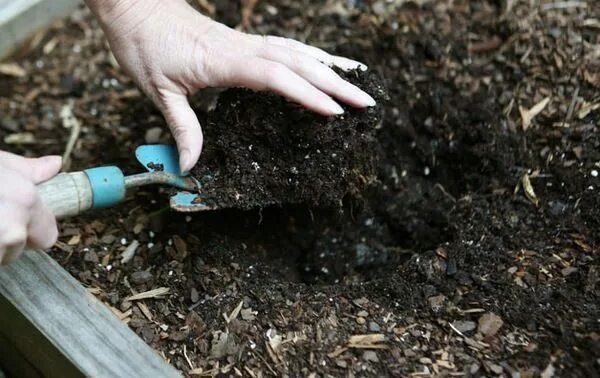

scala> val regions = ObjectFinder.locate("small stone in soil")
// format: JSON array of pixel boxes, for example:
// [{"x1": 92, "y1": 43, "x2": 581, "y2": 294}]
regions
[
  {"x1": 478, "y1": 313, "x2": 504, "y2": 337},
  {"x1": 452, "y1": 320, "x2": 477, "y2": 333},
  {"x1": 130, "y1": 270, "x2": 153, "y2": 285},
  {"x1": 363, "y1": 350, "x2": 379, "y2": 363}
]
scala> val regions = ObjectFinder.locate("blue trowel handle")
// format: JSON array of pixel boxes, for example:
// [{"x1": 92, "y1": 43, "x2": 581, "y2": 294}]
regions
[{"x1": 37, "y1": 167, "x2": 126, "y2": 220}]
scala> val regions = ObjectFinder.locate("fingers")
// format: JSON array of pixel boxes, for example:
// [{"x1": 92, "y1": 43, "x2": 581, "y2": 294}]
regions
[
  {"x1": 0, "y1": 202, "x2": 28, "y2": 266},
  {"x1": 219, "y1": 56, "x2": 345, "y2": 116},
  {"x1": 0, "y1": 167, "x2": 59, "y2": 265},
  {"x1": 0, "y1": 151, "x2": 62, "y2": 184},
  {"x1": 256, "y1": 44, "x2": 375, "y2": 108},
  {"x1": 27, "y1": 200, "x2": 59, "y2": 249},
  {"x1": 157, "y1": 90, "x2": 204, "y2": 172},
  {"x1": 260, "y1": 35, "x2": 368, "y2": 71}
]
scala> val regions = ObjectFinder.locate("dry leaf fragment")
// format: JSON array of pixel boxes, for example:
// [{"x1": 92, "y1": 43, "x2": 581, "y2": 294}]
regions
[
  {"x1": 520, "y1": 96, "x2": 551, "y2": 130},
  {"x1": 521, "y1": 173, "x2": 539, "y2": 206},
  {"x1": 224, "y1": 300, "x2": 244, "y2": 324},
  {"x1": 126, "y1": 287, "x2": 170, "y2": 301},
  {"x1": 0, "y1": 63, "x2": 26, "y2": 77}
]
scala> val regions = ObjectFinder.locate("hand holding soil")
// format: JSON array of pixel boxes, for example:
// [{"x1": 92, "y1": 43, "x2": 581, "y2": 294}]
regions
[
  {"x1": 85, "y1": 0, "x2": 376, "y2": 172},
  {"x1": 0, "y1": 152, "x2": 61, "y2": 265}
]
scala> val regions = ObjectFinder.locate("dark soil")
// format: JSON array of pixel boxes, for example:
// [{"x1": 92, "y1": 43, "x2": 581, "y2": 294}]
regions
[
  {"x1": 1, "y1": 1, "x2": 599, "y2": 377},
  {"x1": 191, "y1": 70, "x2": 385, "y2": 210}
]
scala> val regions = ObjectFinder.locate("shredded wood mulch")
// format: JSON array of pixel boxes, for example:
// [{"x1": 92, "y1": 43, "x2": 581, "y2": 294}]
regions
[{"x1": 1, "y1": 0, "x2": 599, "y2": 377}]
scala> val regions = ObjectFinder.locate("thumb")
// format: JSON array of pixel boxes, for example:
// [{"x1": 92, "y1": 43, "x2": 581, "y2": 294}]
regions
[
  {"x1": 159, "y1": 92, "x2": 204, "y2": 173},
  {"x1": 0, "y1": 151, "x2": 62, "y2": 184}
]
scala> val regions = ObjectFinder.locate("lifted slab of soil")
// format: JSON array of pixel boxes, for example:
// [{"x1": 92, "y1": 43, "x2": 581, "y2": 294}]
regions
[{"x1": 190, "y1": 70, "x2": 386, "y2": 210}]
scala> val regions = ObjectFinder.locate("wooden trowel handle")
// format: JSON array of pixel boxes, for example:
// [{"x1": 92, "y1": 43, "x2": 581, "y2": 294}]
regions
[
  {"x1": 37, "y1": 166, "x2": 126, "y2": 220},
  {"x1": 37, "y1": 172, "x2": 94, "y2": 220}
]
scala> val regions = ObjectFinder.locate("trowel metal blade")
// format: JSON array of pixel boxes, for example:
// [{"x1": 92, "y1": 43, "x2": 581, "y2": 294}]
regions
[
  {"x1": 170, "y1": 192, "x2": 218, "y2": 212},
  {"x1": 135, "y1": 144, "x2": 183, "y2": 175}
]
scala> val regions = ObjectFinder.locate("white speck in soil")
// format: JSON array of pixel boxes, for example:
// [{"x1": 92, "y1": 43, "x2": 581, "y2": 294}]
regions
[
  {"x1": 147, "y1": 242, "x2": 154, "y2": 249},
  {"x1": 251, "y1": 161, "x2": 260, "y2": 171},
  {"x1": 588, "y1": 185, "x2": 594, "y2": 190},
  {"x1": 591, "y1": 170, "x2": 598, "y2": 177},
  {"x1": 424, "y1": 166, "x2": 431, "y2": 176},
  {"x1": 149, "y1": 231, "x2": 155, "y2": 238},
  {"x1": 168, "y1": 270, "x2": 173, "y2": 276},
  {"x1": 120, "y1": 238, "x2": 127, "y2": 245},
  {"x1": 185, "y1": 216, "x2": 192, "y2": 222}
]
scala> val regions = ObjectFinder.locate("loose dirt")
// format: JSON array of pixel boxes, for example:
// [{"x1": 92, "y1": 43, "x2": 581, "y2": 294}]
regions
[{"x1": 0, "y1": 1, "x2": 598, "y2": 377}]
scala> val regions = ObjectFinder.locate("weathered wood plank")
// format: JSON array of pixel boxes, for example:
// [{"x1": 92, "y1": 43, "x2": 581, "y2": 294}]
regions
[
  {"x1": 0, "y1": 0, "x2": 81, "y2": 60},
  {"x1": 0, "y1": 250, "x2": 181, "y2": 378}
]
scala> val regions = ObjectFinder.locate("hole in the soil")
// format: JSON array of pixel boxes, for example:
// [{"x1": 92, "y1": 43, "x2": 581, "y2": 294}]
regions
[{"x1": 152, "y1": 196, "x2": 453, "y2": 285}]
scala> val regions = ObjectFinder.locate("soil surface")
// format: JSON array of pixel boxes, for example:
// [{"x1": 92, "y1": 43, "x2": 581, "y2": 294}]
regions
[{"x1": 1, "y1": 1, "x2": 599, "y2": 377}]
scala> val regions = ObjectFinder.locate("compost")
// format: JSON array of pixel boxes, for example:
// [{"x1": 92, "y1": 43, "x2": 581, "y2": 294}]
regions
[{"x1": 0, "y1": 1, "x2": 598, "y2": 376}]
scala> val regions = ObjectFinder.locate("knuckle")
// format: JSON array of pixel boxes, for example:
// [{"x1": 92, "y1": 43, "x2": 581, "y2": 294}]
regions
[{"x1": 264, "y1": 62, "x2": 286, "y2": 82}]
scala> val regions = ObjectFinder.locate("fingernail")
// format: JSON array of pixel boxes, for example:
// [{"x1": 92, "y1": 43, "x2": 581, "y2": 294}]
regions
[
  {"x1": 362, "y1": 93, "x2": 376, "y2": 107},
  {"x1": 45, "y1": 155, "x2": 63, "y2": 166},
  {"x1": 329, "y1": 102, "x2": 344, "y2": 115},
  {"x1": 179, "y1": 149, "x2": 191, "y2": 173}
]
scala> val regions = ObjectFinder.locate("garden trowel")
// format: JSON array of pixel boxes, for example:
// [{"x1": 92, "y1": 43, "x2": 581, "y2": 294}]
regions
[{"x1": 37, "y1": 144, "x2": 205, "y2": 219}]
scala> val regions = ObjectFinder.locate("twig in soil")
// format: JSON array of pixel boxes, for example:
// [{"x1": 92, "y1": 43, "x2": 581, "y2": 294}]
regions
[
  {"x1": 434, "y1": 183, "x2": 457, "y2": 203},
  {"x1": 183, "y1": 344, "x2": 194, "y2": 371},
  {"x1": 60, "y1": 100, "x2": 82, "y2": 169},
  {"x1": 250, "y1": 350, "x2": 278, "y2": 376}
]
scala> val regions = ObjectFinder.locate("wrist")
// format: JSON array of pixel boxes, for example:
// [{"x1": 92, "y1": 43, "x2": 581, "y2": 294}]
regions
[{"x1": 85, "y1": 0, "x2": 161, "y2": 31}]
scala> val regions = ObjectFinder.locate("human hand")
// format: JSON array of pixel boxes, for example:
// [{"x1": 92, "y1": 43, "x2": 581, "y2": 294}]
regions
[
  {"x1": 0, "y1": 151, "x2": 62, "y2": 266},
  {"x1": 86, "y1": 0, "x2": 376, "y2": 172}
]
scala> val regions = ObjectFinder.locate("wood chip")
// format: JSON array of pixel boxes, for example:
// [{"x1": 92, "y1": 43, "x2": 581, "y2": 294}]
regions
[
  {"x1": 347, "y1": 333, "x2": 388, "y2": 349},
  {"x1": 4, "y1": 132, "x2": 35, "y2": 145},
  {"x1": 126, "y1": 287, "x2": 170, "y2": 301},
  {"x1": 520, "y1": 96, "x2": 551, "y2": 130},
  {"x1": 137, "y1": 302, "x2": 154, "y2": 321},
  {"x1": 0, "y1": 63, "x2": 26, "y2": 77},
  {"x1": 120, "y1": 240, "x2": 140, "y2": 264}
]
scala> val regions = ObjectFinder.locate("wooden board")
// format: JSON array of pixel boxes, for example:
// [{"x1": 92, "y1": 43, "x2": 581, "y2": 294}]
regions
[
  {"x1": 0, "y1": 250, "x2": 181, "y2": 378},
  {"x1": 0, "y1": 0, "x2": 81, "y2": 60}
]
